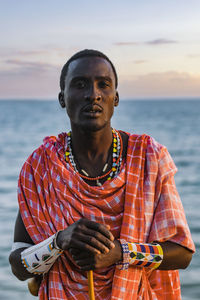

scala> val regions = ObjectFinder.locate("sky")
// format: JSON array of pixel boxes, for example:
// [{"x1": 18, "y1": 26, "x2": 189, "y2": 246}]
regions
[{"x1": 1, "y1": 0, "x2": 200, "y2": 100}]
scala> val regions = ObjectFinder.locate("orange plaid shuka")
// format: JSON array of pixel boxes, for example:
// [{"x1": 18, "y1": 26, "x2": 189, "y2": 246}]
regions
[{"x1": 18, "y1": 132, "x2": 195, "y2": 300}]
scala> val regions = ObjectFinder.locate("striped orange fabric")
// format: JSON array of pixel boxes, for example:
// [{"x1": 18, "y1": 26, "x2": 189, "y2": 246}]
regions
[{"x1": 18, "y1": 132, "x2": 195, "y2": 299}]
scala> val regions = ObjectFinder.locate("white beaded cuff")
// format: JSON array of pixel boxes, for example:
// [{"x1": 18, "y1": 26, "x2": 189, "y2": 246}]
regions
[{"x1": 21, "y1": 232, "x2": 63, "y2": 275}]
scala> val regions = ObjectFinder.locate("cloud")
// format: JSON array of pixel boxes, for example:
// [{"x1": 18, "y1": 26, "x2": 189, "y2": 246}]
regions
[
  {"x1": 114, "y1": 38, "x2": 178, "y2": 47},
  {"x1": 133, "y1": 60, "x2": 148, "y2": 64},
  {"x1": 187, "y1": 54, "x2": 200, "y2": 58},
  {"x1": 2, "y1": 59, "x2": 60, "y2": 80},
  {"x1": 118, "y1": 71, "x2": 200, "y2": 98},
  {"x1": 0, "y1": 47, "x2": 72, "y2": 62},
  {"x1": 16, "y1": 50, "x2": 50, "y2": 56},
  {"x1": 0, "y1": 47, "x2": 79, "y2": 98},
  {"x1": 0, "y1": 59, "x2": 61, "y2": 99},
  {"x1": 0, "y1": 48, "x2": 49, "y2": 58},
  {"x1": 114, "y1": 42, "x2": 139, "y2": 46},
  {"x1": 145, "y1": 38, "x2": 177, "y2": 45},
  {"x1": 6, "y1": 59, "x2": 58, "y2": 70}
]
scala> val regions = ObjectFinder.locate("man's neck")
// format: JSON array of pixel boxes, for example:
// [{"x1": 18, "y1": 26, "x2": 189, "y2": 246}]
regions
[
  {"x1": 70, "y1": 125, "x2": 113, "y2": 161},
  {"x1": 69, "y1": 125, "x2": 113, "y2": 177}
]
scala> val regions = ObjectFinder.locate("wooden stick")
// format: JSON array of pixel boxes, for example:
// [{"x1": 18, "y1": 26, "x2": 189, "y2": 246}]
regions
[{"x1": 87, "y1": 270, "x2": 95, "y2": 300}]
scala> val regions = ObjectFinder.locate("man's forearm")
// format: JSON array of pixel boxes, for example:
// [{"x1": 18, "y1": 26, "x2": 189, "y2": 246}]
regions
[
  {"x1": 117, "y1": 240, "x2": 193, "y2": 271},
  {"x1": 157, "y1": 241, "x2": 192, "y2": 270},
  {"x1": 9, "y1": 232, "x2": 63, "y2": 281}
]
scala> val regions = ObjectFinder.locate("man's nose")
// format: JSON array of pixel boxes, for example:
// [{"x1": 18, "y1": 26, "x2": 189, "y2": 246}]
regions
[{"x1": 84, "y1": 84, "x2": 101, "y2": 101}]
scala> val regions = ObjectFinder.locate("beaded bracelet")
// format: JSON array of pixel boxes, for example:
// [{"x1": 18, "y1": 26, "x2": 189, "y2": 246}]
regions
[{"x1": 116, "y1": 239, "x2": 163, "y2": 270}]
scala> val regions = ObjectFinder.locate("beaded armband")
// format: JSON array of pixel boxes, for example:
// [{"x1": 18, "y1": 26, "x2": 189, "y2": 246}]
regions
[
  {"x1": 116, "y1": 240, "x2": 163, "y2": 270},
  {"x1": 21, "y1": 232, "x2": 63, "y2": 275}
]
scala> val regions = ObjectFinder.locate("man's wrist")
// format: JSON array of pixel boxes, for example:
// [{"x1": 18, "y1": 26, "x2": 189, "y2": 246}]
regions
[
  {"x1": 54, "y1": 230, "x2": 63, "y2": 250},
  {"x1": 114, "y1": 239, "x2": 123, "y2": 263}
]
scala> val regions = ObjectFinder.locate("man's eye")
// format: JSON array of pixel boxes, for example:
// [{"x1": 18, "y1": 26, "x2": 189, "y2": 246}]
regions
[
  {"x1": 74, "y1": 81, "x2": 86, "y2": 89},
  {"x1": 98, "y1": 81, "x2": 110, "y2": 88}
]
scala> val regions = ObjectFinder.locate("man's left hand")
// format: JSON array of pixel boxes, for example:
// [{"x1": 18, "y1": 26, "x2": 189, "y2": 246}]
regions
[{"x1": 69, "y1": 239, "x2": 122, "y2": 271}]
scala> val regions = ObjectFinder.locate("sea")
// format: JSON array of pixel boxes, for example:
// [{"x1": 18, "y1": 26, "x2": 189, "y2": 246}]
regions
[{"x1": 0, "y1": 99, "x2": 199, "y2": 300}]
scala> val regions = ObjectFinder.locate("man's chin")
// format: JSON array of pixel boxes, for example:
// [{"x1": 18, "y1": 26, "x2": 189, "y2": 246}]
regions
[
  {"x1": 72, "y1": 121, "x2": 108, "y2": 133},
  {"x1": 82, "y1": 124, "x2": 105, "y2": 132}
]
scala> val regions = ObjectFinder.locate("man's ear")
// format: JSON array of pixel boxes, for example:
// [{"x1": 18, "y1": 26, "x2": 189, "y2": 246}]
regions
[
  {"x1": 58, "y1": 91, "x2": 65, "y2": 108},
  {"x1": 114, "y1": 92, "x2": 119, "y2": 107}
]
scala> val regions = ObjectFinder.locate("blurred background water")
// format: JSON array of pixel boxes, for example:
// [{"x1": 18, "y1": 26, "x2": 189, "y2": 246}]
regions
[{"x1": 0, "y1": 99, "x2": 199, "y2": 299}]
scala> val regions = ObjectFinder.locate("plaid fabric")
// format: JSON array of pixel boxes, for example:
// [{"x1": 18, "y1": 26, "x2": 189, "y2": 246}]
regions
[{"x1": 18, "y1": 132, "x2": 195, "y2": 300}]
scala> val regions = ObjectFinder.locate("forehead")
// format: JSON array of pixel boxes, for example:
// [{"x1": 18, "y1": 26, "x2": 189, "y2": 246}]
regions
[{"x1": 66, "y1": 56, "x2": 115, "y2": 81}]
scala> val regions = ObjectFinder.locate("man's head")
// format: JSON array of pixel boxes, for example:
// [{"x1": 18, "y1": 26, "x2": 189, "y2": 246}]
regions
[
  {"x1": 59, "y1": 49, "x2": 118, "y2": 92},
  {"x1": 58, "y1": 49, "x2": 119, "y2": 132}
]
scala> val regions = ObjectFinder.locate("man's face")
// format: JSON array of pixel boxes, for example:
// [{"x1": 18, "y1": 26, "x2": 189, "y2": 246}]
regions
[{"x1": 62, "y1": 56, "x2": 119, "y2": 132}]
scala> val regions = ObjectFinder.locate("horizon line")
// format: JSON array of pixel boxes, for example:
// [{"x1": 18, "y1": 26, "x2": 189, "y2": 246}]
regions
[{"x1": 1, "y1": 97, "x2": 200, "y2": 101}]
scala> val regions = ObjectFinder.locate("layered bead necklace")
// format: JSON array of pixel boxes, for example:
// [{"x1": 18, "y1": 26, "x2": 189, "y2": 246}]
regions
[{"x1": 64, "y1": 129, "x2": 123, "y2": 186}]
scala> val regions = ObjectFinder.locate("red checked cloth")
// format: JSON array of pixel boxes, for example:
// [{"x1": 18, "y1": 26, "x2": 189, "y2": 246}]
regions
[{"x1": 18, "y1": 132, "x2": 195, "y2": 299}]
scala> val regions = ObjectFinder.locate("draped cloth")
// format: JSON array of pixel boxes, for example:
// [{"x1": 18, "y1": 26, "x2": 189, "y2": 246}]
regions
[{"x1": 18, "y1": 132, "x2": 195, "y2": 300}]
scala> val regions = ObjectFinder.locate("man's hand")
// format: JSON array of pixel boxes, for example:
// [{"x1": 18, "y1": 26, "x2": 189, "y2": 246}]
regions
[
  {"x1": 56, "y1": 218, "x2": 115, "y2": 255},
  {"x1": 69, "y1": 239, "x2": 122, "y2": 271}
]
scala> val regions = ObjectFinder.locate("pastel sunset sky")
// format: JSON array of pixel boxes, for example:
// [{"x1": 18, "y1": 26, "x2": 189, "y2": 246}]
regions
[{"x1": 1, "y1": 0, "x2": 200, "y2": 99}]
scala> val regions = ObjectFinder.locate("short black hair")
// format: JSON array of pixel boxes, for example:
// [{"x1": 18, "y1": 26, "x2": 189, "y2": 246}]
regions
[{"x1": 59, "y1": 49, "x2": 118, "y2": 91}]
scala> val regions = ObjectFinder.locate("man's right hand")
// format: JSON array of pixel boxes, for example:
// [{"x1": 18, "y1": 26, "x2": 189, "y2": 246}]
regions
[{"x1": 56, "y1": 218, "x2": 115, "y2": 255}]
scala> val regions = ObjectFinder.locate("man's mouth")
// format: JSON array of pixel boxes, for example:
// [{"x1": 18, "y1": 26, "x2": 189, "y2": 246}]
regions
[{"x1": 82, "y1": 105, "x2": 103, "y2": 115}]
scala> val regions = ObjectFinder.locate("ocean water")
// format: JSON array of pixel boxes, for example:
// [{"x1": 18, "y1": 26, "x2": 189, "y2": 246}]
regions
[{"x1": 0, "y1": 99, "x2": 199, "y2": 300}]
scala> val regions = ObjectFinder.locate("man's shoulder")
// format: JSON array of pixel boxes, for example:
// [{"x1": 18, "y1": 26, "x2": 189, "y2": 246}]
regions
[
  {"x1": 128, "y1": 133, "x2": 164, "y2": 149},
  {"x1": 28, "y1": 133, "x2": 66, "y2": 159},
  {"x1": 127, "y1": 132, "x2": 167, "y2": 159},
  {"x1": 21, "y1": 144, "x2": 45, "y2": 173},
  {"x1": 20, "y1": 134, "x2": 59, "y2": 168}
]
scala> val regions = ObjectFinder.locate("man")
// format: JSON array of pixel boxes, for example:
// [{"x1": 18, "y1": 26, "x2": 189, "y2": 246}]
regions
[{"x1": 9, "y1": 49, "x2": 195, "y2": 299}]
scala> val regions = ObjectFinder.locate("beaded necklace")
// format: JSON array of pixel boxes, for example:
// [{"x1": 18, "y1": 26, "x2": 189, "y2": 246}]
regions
[{"x1": 64, "y1": 129, "x2": 123, "y2": 186}]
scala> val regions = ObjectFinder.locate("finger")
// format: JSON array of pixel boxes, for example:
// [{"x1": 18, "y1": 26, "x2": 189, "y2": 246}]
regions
[
  {"x1": 69, "y1": 239, "x2": 101, "y2": 255},
  {"x1": 70, "y1": 248, "x2": 89, "y2": 258},
  {"x1": 74, "y1": 259, "x2": 95, "y2": 271},
  {"x1": 70, "y1": 229, "x2": 113, "y2": 254},
  {"x1": 81, "y1": 228, "x2": 115, "y2": 251},
  {"x1": 72, "y1": 251, "x2": 92, "y2": 260},
  {"x1": 78, "y1": 234, "x2": 112, "y2": 254},
  {"x1": 68, "y1": 234, "x2": 106, "y2": 255},
  {"x1": 68, "y1": 248, "x2": 81, "y2": 256},
  {"x1": 82, "y1": 219, "x2": 115, "y2": 241},
  {"x1": 76, "y1": 257, "x2": 94, "y2": 267}
]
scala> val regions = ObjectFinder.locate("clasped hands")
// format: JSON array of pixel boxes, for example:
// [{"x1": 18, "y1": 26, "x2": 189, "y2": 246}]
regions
[{"x1": 56, "y1": 218, "x2": 122, "y2": 271}]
